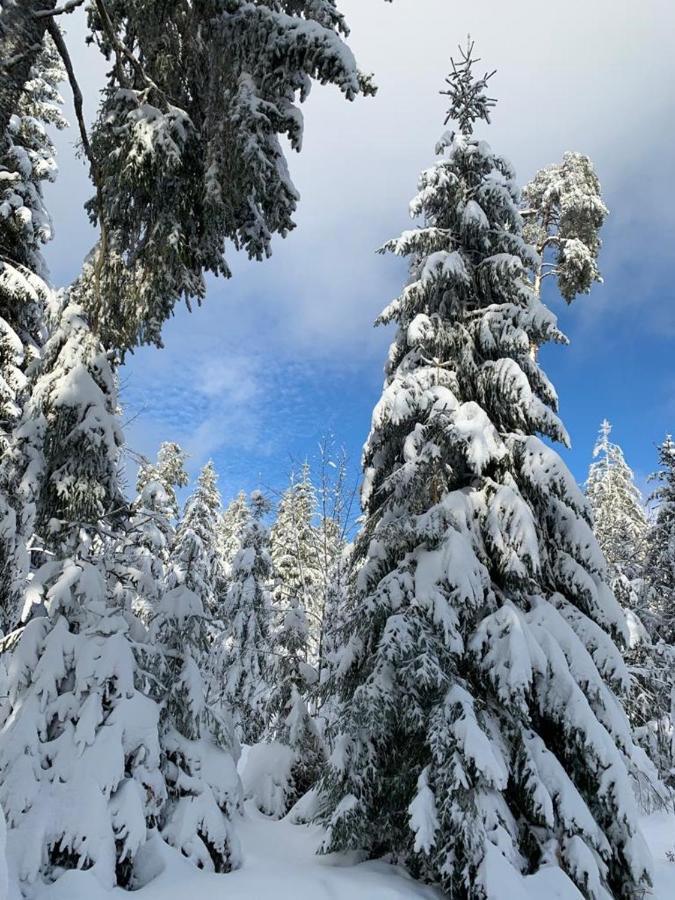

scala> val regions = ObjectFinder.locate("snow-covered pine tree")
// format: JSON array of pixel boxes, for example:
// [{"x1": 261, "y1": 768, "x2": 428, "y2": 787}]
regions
[
  {"x1": 314, "y1": 438, "x2": 352, "y2": 667},
  {"x1": 0, "y1": 1, "x2": 58, "y2": 135},
  {"x1": 121, "y1": 442, "x2": 189, "y2": 622},
  {"x1": 271, "y1": 464, "x2": 323, "y2": 662},
  {"x1": 80, "y1": 0, "x2": 376, "y2": 350},
  {"x1": 218, "y1": 491, "x2": 250, "y2": 581},
  {"x1": 522, "y1": 150, "x2": 608, "y2": 303},
  {"x1": 136, "y1": 441, "x2": 189, "y2": 523},
  {"x1": 149, "y1": 583, "x2": 241, "y2": 873},
  {"x1": 585, "y1": 420, "x2": 648, "y2": 584},
  {"x1": 266, "y1": 591, "x2": 325, "y2": 815},
  {"x1": 317, "y1": 542, "x2": 353, "y2": 742},
  {"x1": 173, "y1": 461, "x2": 223, "y2": 618},
  {"x1": 0, "y1": 34, "x2": 65, "y2": 631},
  {"x1": 585, "y1": 425, "x2": 675, "y2": 791},
  {"x1": 217, "y1": 492, "x2": 274, "y2": 745},
  {"x1": 267, "y1": 466, "x2": 327, "y2": 810},
  {"x1": 319, "y1": 42, "x2": 652, "y2": 900},
  {"x1": 645, "y1": 436, "x2": 675, "y2": 643},
  {"x1": 0, "y1": 298, "x2": 165, "y2": 892}
]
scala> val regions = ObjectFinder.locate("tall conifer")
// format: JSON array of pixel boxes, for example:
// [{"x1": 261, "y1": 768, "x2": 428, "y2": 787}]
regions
[{"x1": 319, "y1": 43, "x2": 652, "y2": 899}]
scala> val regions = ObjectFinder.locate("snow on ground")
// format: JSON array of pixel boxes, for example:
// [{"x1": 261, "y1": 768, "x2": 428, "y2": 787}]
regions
[
  {"x1": 37, "y1": 802, "x2": 440, "y2": 900},
  {"x1": 31, "y1": 806, "x2": 675, "y2": 900},
  {"x1": 642, "y1": 810, "x2": 675, "y2": 899}
]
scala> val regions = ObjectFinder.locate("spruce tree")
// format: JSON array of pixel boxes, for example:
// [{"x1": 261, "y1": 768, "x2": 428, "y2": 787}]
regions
[
  {"x1": 645, "y1": 436, "x2": 675, "y2": 642},
  {"x1": 0, "y1": 34, "x2": 65, "y2": 630},
  {"x1": 218, "y1": 491, "x2": 250, "y2": 580},
  {"x1": 271, "y1": 464, "x2": 323, "y2": 662},
  {"x1": 149, "y1": 583, "x2": 241, "y2": 873},
  {"x1": 267, "y1": 467, "x2": 326, "y2": 810},
  {"x1": 0, "y1": 299, "x2": 165, "y2": 892},
  {"x1": 123, "y1": 442, "x2": 188, "y2": 622},
  {"x1": 78, "y1": 0, "x2": 376, "y2": 350},
  {"x1": 136, "y1": 441, "x2": 189, "y2": 523},
  {"x1": 585, "y1": 425, "x2": 674, "y2": 791},
  {"x1": 266, "y1": 594, "x2": 325, "y2": 814},
  {"x1": 585, "y1": 420, "x2": 648, "y2": 583},
  {"x1": 319, "y1": 43, "x2": 652, "y2": 900},
  {"x1": 173, "y1": 461, "x2": 223, "y2": 617},
  {"x1": 218, "y1": 492, "x2": 274, "y2": 745}
]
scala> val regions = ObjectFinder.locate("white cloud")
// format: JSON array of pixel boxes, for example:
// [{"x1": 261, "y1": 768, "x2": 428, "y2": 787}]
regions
[{"x1": 39, "y1": 0, "x2": 675, "y2": 480}]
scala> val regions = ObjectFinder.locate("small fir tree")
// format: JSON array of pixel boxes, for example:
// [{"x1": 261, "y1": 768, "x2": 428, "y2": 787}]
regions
[
  {"x1": 218, "y1": 491, "x2": 251, "y2": 581},
  {"x1": 149, "y1": 584, "x2": 241, "y2": 873},
  {"x1": 123, "y1": 442, "x2": 189, "y2": 622},
  {"x1": 585, "y1": 423, "x2": 674, "y2": 792},
  {"x1": 271, "y1": 464, "x2": 323, "y2": 661},
  {"x1": 173, "y1": 461, "x2": 223, "y2": 617},
  {"x1": 136, "y1": 441, "x2": 189, "y2": 523},
  {"x1": 266, "y1": 593, "x2": 325, "y2": 815},
  {"x1": 585, "y1": 420, "x2": 648, "y2": 583},
  {"x1": 644, "y1": 437, "x2": 675, "y2": 642},
  {"x1": 218, "y1": 492, "x2": 274, "y2": 745}
]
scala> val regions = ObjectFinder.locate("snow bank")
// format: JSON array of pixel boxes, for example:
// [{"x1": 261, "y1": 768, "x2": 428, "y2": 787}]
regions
[
  {"x1": 240, "y1": 742, "x2": 296, "y2": 818},
  {"x1": 30, "y1": 809, "x2": 675, "y2": 900}
]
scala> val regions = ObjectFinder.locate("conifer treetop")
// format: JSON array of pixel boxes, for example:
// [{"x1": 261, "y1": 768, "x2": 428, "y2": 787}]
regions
[{"x1": 441, "y1": 37, "x2": 496, "y2": 135}]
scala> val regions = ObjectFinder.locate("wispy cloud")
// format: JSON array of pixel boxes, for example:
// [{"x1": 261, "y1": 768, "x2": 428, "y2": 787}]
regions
[{"x1": 39, "y1": 0, "x2": 675, "y2": 498}]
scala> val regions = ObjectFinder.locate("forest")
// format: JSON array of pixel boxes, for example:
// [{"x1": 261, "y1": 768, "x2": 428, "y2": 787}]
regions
[{"x1": 0, "y1": 2, "x2": 673, "y2": 900}]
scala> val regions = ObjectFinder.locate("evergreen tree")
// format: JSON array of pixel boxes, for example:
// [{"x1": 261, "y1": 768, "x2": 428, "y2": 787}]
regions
[
  {"x1": 122, "y1": 442, "x2": 188, "y2": 622},
  {"x1": 0, "y1": 34, "x2": 65, "y2": 630},
  {"x1": 317, "y1": 542, "x2": 353, "y2": 741},
  {"x1": 319, "y1": 43, "x2": 652, "y2": 900},
  {"x1": 217, "y1": 492, "x2": 274, "y2": 745},
  {"x1": 136, "y1": 441, "x2": 189, "y2": 522},
  {"x1": 645, "y1": 436, "x2": 675, "y2": 642},
  {"x1": 0, "y1": 801, "x2": 7, "y2": 899},
  {"x1": 266, "y1": 592, "x2": 325, "y2": 814},
  {"x1": 0, "y1": 299, "x2": 165, "y2": 892},
  {"x1": 585, "y1": 420, "x2": 648, "y2": 583},
  {"x1": 173, "y1": 461, "x2": 223, "y2": 617},
  {"x1": 585, "y1": 425, "x2": 674, "y2": 792},
  {"x1": 267, "y1": 466, "x2": 327, "y2": 809},
  {"x1": 271, "y1": 464, "x2": 323, "y2": 661},
  {"x1": 24, "y1": 299, "x2": 125, "y2": 550},
  {"x1": 522, "y1": 151, "x2": 608, "y2": 303},
  {"x1": 78, "y1": 0, "x2": 376, "y2": 350},
  {"x1": 149, "y1": 584, "x2": 241, "y2": 872},
  {"x1": 218, "y1": 491, "x2": 250, "y2": 580},
  {"x1": 0, "y1": 1, "x2": 58, "y2": 136}
]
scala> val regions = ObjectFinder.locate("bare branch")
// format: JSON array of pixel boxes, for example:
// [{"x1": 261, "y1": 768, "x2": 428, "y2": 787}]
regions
[
  {"x1": 45, "y1": 18, "x2": 96, "y2": 176},
  {"x1": 34, "y1": 0, "x2": 85, "y2": 18}
]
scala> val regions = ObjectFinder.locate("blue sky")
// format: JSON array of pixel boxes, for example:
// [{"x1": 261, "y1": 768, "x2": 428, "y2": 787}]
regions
[{"x1": 43, "y1": 0, "x2": 675, "y2": 507}]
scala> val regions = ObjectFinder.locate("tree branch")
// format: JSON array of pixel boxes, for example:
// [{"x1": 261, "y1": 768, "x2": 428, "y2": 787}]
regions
[
  {"x1": 34, "y1": 0, "x2": 85, "y2": 18},
  {"x1": 45, "y1": 18, "x2": 96, "y2": 176}
]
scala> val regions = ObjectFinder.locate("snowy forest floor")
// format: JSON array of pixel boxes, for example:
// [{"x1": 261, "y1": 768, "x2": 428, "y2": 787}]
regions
[
  {"x1": 31, "y1": 806, "x2": 675, "y2": 900},
  {"x1": 37, "y1": 801, "x2": 439, "y2": 900}
]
